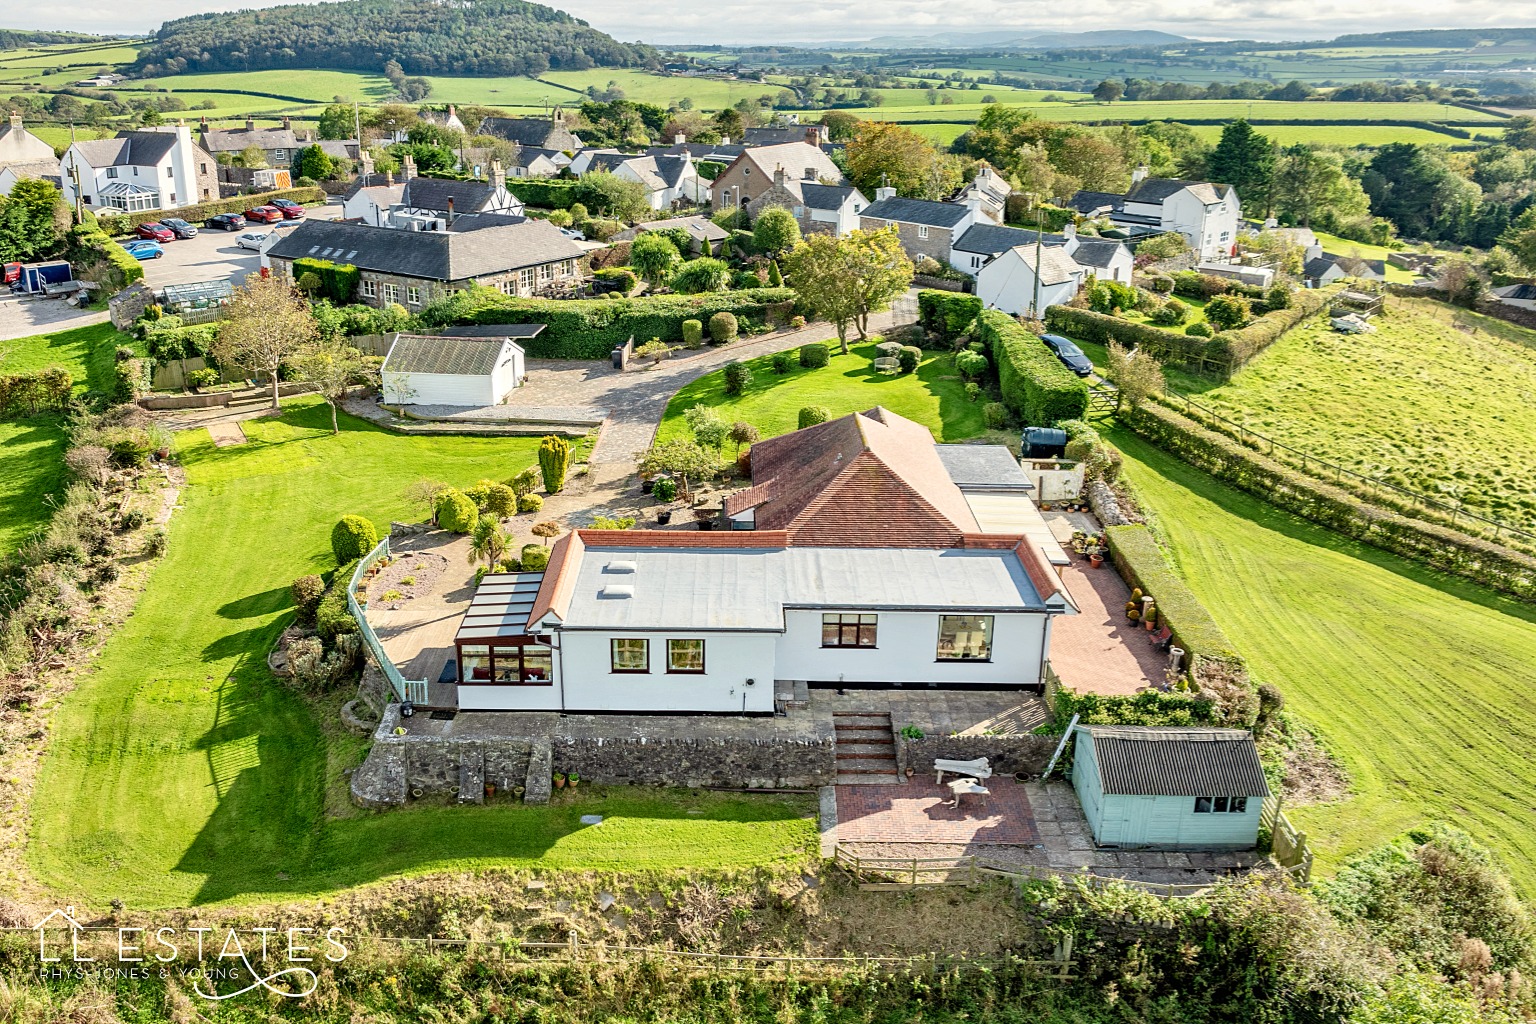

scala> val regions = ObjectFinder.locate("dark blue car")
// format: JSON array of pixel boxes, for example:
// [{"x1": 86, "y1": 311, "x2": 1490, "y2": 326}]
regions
[{"x1": 1040, "y1": 333, "x2": 1094, "y2": 376}]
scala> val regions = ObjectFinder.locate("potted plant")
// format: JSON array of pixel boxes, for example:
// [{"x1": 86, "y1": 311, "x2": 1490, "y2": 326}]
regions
[
  {"x1": 553, "y1": 772, "x2": 567, "y2": 789},
  {"x1": 567, "y1": 771, "x2": 580, "y2": 789},
  {"x1": 656, "y1": 509, "x2": 673, "y2": 525},
  {"x1": 484, "y1": 782, "x2": 496, "y2": 798},
  {"x1": 1088, "y1": 545, "x2": 1105, "y2": 569}
]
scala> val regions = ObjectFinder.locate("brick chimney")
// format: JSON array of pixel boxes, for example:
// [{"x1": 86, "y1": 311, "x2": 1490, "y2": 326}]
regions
[
  {"x1": 773, "y1": 165, "x2": 785, "y2": 187},
  {"x1": 199, "y1": 115, "x2": 208, "y2": 129},
  {"x1": 805, "y1": 125, "x2": 823, "y2": 146},
  {"x1": 360, "y1": 151, "x2": 375, "y2": 178},
  {"x1": 8, "y1": 111, "x2": 20, "y2": 130},
  {"x1": 446, "y1": 195, "x2": 455, "y2": 226},
  {"x1": 281, "y1": 115, "x2": 291, "y2": 131},
  {"x1": 489, "y1": 158, "x2": 505, "y2": 190},
  {"x1": 401, "y1": 153, "x2": 416, "y2": 181}
]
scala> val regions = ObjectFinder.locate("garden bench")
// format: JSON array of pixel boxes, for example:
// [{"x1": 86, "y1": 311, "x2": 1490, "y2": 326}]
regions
[
  {"x1": 945, "y1": 777, "x2": 990, "y2": 809},
  {"x1": 935, "y1": 757, "x2": 992, "y2": 785},
  {"x1": 873, "y1": 356, "x2": 900, "y2": 375}
]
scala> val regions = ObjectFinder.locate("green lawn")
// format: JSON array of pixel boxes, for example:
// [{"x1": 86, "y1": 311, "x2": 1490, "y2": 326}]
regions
[
  {"x1": 657, "y1": 341, "x2": 988, "y2": 445},
  {"x1": 1309, "y1": 229, "x2": 1416, "y2": 282},
  {"x1": 1111, "y1": 427, "x2": 1536, "y2": 894},
  {"x1": 29, "y1": 397, "x2": 813, "y2": 907},
  {"x1": 0, "y1": 415, "x2": 68, "y2": 555},
  {"x1": 0, "y1": 322, "x2": 140, "y2": 392},
  {"x1": 1189, "y1": 298, "x2": 1536, "y2": 531}
]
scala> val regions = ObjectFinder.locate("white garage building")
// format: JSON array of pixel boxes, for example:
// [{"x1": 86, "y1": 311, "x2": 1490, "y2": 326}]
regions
[{"x1": 380, "y1": 326, "x2": 542, "y2": 407}]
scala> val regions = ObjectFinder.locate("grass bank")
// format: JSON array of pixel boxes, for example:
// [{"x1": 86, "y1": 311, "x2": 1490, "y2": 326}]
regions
[{"x1": 0, "y1": 415, "x2": 67, "y2": 555}]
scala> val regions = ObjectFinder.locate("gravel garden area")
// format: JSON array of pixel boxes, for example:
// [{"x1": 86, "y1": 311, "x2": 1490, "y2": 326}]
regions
[{"x1": 368, "y1": 550, "x2": 451, "y2": 611}]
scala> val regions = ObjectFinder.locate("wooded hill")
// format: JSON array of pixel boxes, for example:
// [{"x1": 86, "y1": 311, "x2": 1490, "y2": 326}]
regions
[{"x1": 133, "y1": 0, "x2": 658, "y2": 78}]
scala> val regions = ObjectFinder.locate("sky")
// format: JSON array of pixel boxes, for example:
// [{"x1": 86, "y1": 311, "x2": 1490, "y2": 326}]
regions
[{"x1": 5, "y1": 0, "x2": 1533, "y2": 45}]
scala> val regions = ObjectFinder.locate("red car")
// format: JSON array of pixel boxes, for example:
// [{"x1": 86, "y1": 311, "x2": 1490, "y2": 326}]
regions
[
  {"x1": 244, "y1": 206, "x2": 283, "y2": 224},
  {"x1": 270, "y1": 198, "x2": 306, "y2": 219},
  {"x1": 136, "y1": 222, "x2": 175, "y2": 242}
]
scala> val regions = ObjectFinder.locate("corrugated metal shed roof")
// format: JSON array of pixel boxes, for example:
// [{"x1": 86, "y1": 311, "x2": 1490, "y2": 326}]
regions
[
  {"x1": 382, "y1": 334, "x2": 517, "y2": 376},
  {"x1": 1080, "y1": 725, "x2": 1271, "y2": 798}
]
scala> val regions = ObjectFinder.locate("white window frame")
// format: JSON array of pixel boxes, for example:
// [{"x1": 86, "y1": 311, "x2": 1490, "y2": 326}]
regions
[
  {"x1": 381, "y1": 282, "x2": 399, "y2": 304},
  {"x1": 406, "y1": 286, "x2": 421, "y2": 306},
  {"x1": 360, "y1": 279, "x2": 377, "y2": 299},
  {"x1": 917, "y1": 225, "x2": 929, "y2": 240}
]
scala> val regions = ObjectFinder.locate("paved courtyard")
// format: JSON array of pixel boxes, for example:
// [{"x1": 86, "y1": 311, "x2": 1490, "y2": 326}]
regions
[
  {"x1": 1050, "y1": 559, "x2": 1170, "y2": 695},
  {"x1": 835, "y1": 778, "x2": 1040, "y2": 845}
]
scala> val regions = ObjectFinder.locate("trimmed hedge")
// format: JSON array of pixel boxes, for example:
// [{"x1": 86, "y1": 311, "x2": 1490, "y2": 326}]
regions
[
  {"x1": 917, "y1": 290, "x2": 983, "y2": 337},
  {"x1": 1104, "y1": 524, "x2": 1243, "y2": 663},
  {"x1": 975, "y1": 310, "x2": 1087, "y2": 426},
  {"x1": 1125, "y1": 401, "x2": 1536, "y2": 603},
  {"x1": 1203, "y1": 287, "x2": 1332, "y2": 370},
  {"x1": 101, "y1": 187, "x2": 326, "y2": 234},
  {"x1": 293, "y1": 258, "x2": 359, "y2": 304},
  {"x1": 66, "y1": 223, "x2": 144, "y2": 290},
  {"x1": 505, "y1": 179, "x2": 580, "y2": 210},
  {"x1": 435, "y1": 288, "x2": 795, "y2": 359}
]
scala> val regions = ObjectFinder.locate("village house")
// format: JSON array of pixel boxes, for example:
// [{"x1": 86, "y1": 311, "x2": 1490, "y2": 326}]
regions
[
  {"x1": 197, "y1": 116, "x2": 360, "y2": 168},
  {"x1": 858, "y1": 188, "x2": 981, "y2": 264},
  {"x1": 387, "y1": 157, "x2": 524, "y2": 230},
  {"x1": 476, "y1": 114, "x2": 583, "y2": 152},
  {"x1": 1492, "y1": 282, "x2": 1536, "y2": 310},
  {"x1": 1070, "y1": 170, "x2": 1241, "y2": 262},
  {"x1": 949, "y1": 165, "x2": 1012, "y2": 225},
  {"x1": 446, "y1": 407, "x2": 1076, "y2": 713},
  {"x1": 951, "y1": 222, "x2": 1133, "y2": 283},
  {"x1": 975, "y1": 243, "x2": 1091, "y2": 316},
  {"x1": 0, "y1": 112, "x2": 61, "y2": 196},
  {"x1": 504, "y1": 146, "x2": 568, "y2": 179},
  {"x1": 748, "y1": 170, "x2": 867, "y2": 237},
  {"x1": 1303, "y1": 253, "x2": 1386, "y2": 287},
  {"x1": 59, "y1": 124, "x2": 218, "y2": 214},
  {"x1": 266, "y1": 217, "x2": 586, "y2": 310},
  {"x1": 711, "y1": 140, "x2": 843, "y2": 214},
  {"x1": 611, "y1": 214, "x2": 730, "y2": 252},
  {"x1": 569, "y1": 150, "x2": 707, "y2": 210}
]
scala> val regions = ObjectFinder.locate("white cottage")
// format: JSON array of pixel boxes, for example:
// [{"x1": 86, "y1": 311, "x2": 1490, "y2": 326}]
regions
[
  {"x1": 976, "y1": 243, "x2": 1088, "y2": 316},
  {"x1": 380, "y1": 328, "x2": 538, "y2": 407}
]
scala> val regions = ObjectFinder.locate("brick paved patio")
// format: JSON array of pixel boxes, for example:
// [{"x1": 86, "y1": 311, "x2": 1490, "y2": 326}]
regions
[
  {"x1": 1050, "y1": 558, "x2": 1169, "y2": 695},
  {"x1": 834, "y1": 778, "x2": 1040, "y2": 845}
]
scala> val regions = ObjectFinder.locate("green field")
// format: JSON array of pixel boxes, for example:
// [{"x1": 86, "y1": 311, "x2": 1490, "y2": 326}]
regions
[
  {"x1": 1111, "y1": 428, "x2": 1536, "y2": 893},
  {"x1": 828, "y1": 98, "x2": 1502, "y2": 125},
  {"x1": 1180, "y1": 123, "x2": 1474, "y2": 147},
  {"x1": 0, "y1": 416, "x2": 67, "y2": 555},
  {"x1": 1183, "y1": 297, "x2": 1536, "y2": 532},
  {"x1": 657, "y1": 341, "x2": 988, "y2": 446},
  {"x1": 28, "y1": 397, "x2": 813, "y2": 907}
]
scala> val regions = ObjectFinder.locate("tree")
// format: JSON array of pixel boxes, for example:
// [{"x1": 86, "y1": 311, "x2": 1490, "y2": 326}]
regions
[
  {"x1": 0, "y1": 178, "x2": 65, "y2": 262},
  {"x1": 635, "y1": 439, "x2": 720, "y2": 494},
  {"x1": 728, "y1": 421, "x2": 759, "y2": 456},
  {"x1": 317, "y1": 103, "x2": 357, "y2": 140},
  {"x1": 629, "y1": 232, "x2": 680, "y2": 285},
  {"x1": 572, "y1": 171, "x2": 648, "y2": 221},
  {"x1": 1204, "y1": 294, "x2": 1252, "y2": 331},
  {"x1": 233, "y1": 144, "x2": 268, "y2": 169},
  {"x1": 468, "y1": 517, "x2": 509, "y2": 569},
  {"x1": 1051, "y1": 133, "x2": 1129, "y2": 193},
  {"x1": 782, "y1": 233, "x2": 863, "y2": 354},
  {"x1": 819, "y1": 110, "x2": 861, "y2": 141},
  {"x1": 1092, "y1": 79, "x2": 1125, "y2": 103},
  {"x1": 292, "y1": 340, "x2": 375, "y2": 434},
  {"x1": 685, "y1": 405, "x2": 728, "y2": 448},
  {"x1": 752, "y1": 206, "x2": 801, "y2": 257},
  {"x1": 844, "y1": 121, "x2": 961, "y2": 200},
  {"x1": 1105, "y1": 343, "x2": 1164, "y2": 413},
  {"x1": 1207, "y1": 119, "x2": 1276, "y2": 216},
  {"x1": 538, "y1": 435, "x2": 571, "y2": 493},
  {"x1": 214, "y1": 273, "x2": 318, "y2": 409},
  {"x1": 531, "y1": 521, "x2": 561, "y2": 547},
  {"x1": 846, "y1": 227, "x2": 915, "y2": 341},
  {"x1": 296, "y1": 144, "x2": 336, "y2": 181},
  {"x1": 1505, "y1": 116, "x2": 1536, "y2": 150},
  {"x1": 1136, "y1": 232, "x2": 1190, "y2": 263},
  {"x1": 713, "y1": 107, "x2": 744, "y2": 139}
]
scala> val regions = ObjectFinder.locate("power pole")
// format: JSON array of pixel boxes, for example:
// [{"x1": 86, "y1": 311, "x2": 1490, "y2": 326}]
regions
[{"x1": 1031, "y1": 201, "x2": 1043, "y2": 320}]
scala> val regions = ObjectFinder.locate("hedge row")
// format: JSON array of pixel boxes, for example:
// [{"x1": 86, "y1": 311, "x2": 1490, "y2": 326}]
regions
[
  {"x1": 442, "y1": 288, "x2": 797, "y2": 359},
  {"x1": 293, "y1": 257, "x2": 359, "y2": 304},
  {"x1": 1125, "y1": 401, "x2": 1536, "y2": 603},
  {"x1": 1104, "y1": 524, "x2": 1244, "y2": 664},
  {"x1": 100, "y1": 187, "x2": 327, "y2": 234},
  {"x1": 917, "y1": 289, "x2": 983, "y2": 337},
  {"x1": 975, "y1": 310, "x2": 1088, "y2": 426},
  {"x1": 1172, "y1": 271, "x2": 1267, "y2": 301},
  {"x1": 1204, "y1": 287, "x2": 1332, "y2": 369},
  {"x1": 0, "y1": 368, "x2": 73, "y2": 417},
  {"x1": 316, "y1": 558, "x2": 361, "y2": 642},
  {"x1": 65, "y1": 222, "x2": 143, "y2": 291},
  {"x1": 505, "y1": 179, "x2": 580, "y2": 210}
]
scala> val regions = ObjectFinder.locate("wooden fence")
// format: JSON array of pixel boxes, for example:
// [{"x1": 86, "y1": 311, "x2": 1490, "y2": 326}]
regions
[
  {"x1": 833, "y1": 848, "x2": 1219, "y2": 899},
  {"x1": 1262, "y1": 796, "x2": 1313, "y2": 884}
]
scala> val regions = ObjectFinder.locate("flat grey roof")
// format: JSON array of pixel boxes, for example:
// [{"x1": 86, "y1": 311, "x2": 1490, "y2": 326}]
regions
[
  {"x1": 935, "y1": 444, "x2": 1034, "y2": 492},
  {"x1": 561, "y1": 545, "x2": 1047, "y2": 631}
]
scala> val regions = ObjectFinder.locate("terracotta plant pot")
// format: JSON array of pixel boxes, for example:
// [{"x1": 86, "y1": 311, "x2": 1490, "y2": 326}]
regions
[
  {"x1": 484, "y1": 782, "x2": 496, "y2": 797},
  {"x1": 567, "y1": 776, "x2": 579, "y2": 788},
  {"x1": 1089, "y1": 554, "x2": 1104, "y2": 569},
  {"x1": 553, "y1": 774, "x2": 566, "y2": 789}
]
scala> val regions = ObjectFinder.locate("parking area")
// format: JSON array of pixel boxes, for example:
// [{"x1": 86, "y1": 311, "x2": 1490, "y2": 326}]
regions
[{"x1": 135, "y1": 199, "x2": 342, "y2": 290}]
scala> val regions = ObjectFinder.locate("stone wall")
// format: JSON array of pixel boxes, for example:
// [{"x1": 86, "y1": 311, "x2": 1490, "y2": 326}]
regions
[
  {"x1": 551, "y1": 732, "x2": 832, "y2": 790},
  {"x1": 901, "y1": 733, "x2": 1058, "y2": 778},
  {"x1": 858, "y1": 218, "x2": 955, "y2": 265}
]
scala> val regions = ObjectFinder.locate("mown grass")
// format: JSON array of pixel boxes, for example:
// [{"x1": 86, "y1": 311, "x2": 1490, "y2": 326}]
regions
[
  {"x1": 0, "y1": 415, "x2": 67, "y2": 555},
  {"x1": 29, "y1": 398, "x2": 814, "y2": 907},
  {"x1": 1110, "y1": 426, "x2": 1536, "y2": 894},
  {"x1": 1181, "y1": 123, "x2": 1474, "y2": 147},
  {"x1": 1189, "y1": 297, "x2": 1536, "y2": 531},
  {"x1": 657, "y1": 341, "x2": 988, "y2": 445},
  {"x1": 0, "y1": 322, "x2": 140, "y2": 391}
]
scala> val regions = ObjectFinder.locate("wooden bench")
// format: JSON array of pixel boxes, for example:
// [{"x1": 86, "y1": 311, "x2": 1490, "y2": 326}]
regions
[
  {"x1": 935, "y1": 757, "x2": 992, "y2": 785},
  {"x1": 945, "y1": 777, "x2": 990, "y2": 808}
]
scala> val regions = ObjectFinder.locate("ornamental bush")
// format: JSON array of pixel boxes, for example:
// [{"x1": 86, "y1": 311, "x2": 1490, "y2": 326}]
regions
[
  {"x1": 652, "y1": 477, "x2": 678, "y2": 502},
  {"x1": 723, "y1": 360, "x2": 752, "y2": 395},
  {"x1": 897, "y1": 345, "x2": 922, "y2": 374},
  {"x1": 435, "y1": 489, "x2": 479, "y2": 534},
  {"x1": 1204, "y1": 294, "x2": 1251, "y2": 331},
  {"x1": 1149, "y1": 298, "x2": 1188, "y2": 326},
  {"x1": 483, "y1": 483, "x2": 516, "y2": 519},
  {"x1": 681, "y1": 319, "x2": 704, "y2": 348},
  {"x1": 798, "y1": 405, "x2": 831, "y2": 429},
  {"x1": 955, "y1": 350, "x2": 989, "y2": 379},
  {"x1": 538, "y1": 435, "x2": 572, "y2": 493},
  {"x1": 917, "y1": 290, "x2": 983, "y2": 337},
  {"x1": 1185, "y1": 321, "x2": 1214, "y2": 338},
  {"x1": 672, "y1": 257, "x2": 732, "y2": 294},
  {"x1": 517, "y1": 493, "x2": 543, "y2": 514},
  {"x1": 291, "y1": 574, "x2": 325, "y2": 624},
  {"x1": 983, "y1": 402, "x2": 1009, "y2": 429},
  {"x1": 520, "y1": 544, "x2": 550, "y2": 572},
  {"x1": 708, "y1": 311, "x2": 738, "y2": 344},
  {"x1": 187, "y1": 367, "x2": 219, "y2": 389},
  {"x1": 316, "y1": 559, "x2": 360, "y2": 642},
  {"x1": 771, "y1": 351, "x2": 795, "y2": 374},
  {"x1": 799, "y1": 342, "x2": 830, "y2": 368},
  {"x1": 330, "y1": 515, "x2": 378, "y2": 565}
]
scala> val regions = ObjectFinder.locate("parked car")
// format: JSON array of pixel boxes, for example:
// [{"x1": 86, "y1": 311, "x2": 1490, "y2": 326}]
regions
[
  {"x1": 122, "y1": 240, "x2": 164, "y2": 260},
  {"x1": 160, "y1": 217, "x2": 198, "y2": 239},
  {"x1": 559, "y1": 227, "x2": 586, "y2": 240},
  {"x1": 206, "y1": 213, "x2": 247, "y2": 231},
  {"x1": 1039, "y1": 333, "x2": 1094, "y2": 377},
  {"x1": 235, "y1": 231, "x2": 270, "y2": 251},
  {"x1": 135, "y1": 222, "x2": 175, "y2": 242},
  {"x1": 244, "y1": 206, "x2": 283, "y2": 223},
  {"x1": 269, "y1": 198, "x2": 306, "y2": 219}
]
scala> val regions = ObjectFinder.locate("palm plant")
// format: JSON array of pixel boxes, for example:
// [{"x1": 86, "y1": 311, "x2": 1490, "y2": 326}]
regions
[{"x1": 468, "y1": 518, "x2": 508, "y2": 569}]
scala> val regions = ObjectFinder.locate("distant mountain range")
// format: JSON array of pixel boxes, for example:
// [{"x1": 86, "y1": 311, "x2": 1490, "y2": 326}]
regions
[{"x1": 856, "y1": 29, "x2": 1190, "y2": 50}]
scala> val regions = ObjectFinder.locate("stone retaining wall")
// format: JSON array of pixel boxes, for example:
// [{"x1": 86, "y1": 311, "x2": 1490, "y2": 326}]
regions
[
  {"x1": 901, "y1": 733, "x2": 1058, "y2": 778},
  {"x1": 550, "y1": 733, "x2": 831, "y2": 790}
]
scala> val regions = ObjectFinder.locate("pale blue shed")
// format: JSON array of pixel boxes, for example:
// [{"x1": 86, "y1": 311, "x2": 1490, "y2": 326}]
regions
[{"x1": 1071, "y1": 725, "x2": 1270, "y2": 850}]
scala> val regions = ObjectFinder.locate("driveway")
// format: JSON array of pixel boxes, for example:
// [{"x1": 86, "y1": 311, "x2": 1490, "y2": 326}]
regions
[
  {"x1": 136, "y1": 199, "x2": 343, "y2": 290},
  {"x1": 0, "y1": 295, "x2": 108, "y2": 342}
]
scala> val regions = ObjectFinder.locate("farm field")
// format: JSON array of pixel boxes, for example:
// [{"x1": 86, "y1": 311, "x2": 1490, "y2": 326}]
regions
[
  {"x1": 1183, "y1": 297, "x2": 1536, "y2": 531},
  {"x1": 826, "y1": 98, "x2": 1503, "y2": 124},
  {"x1": 135, "y1": 68, "x2": 391, "y2": 104},
  {"x1": 657, "y1": 341, "x2": 988, "y2": 446},
  {"x1": 28, "y1": 397, "x2": 813, "y2": 907},
  {"x1": 1180, "y1": 123, "x2": 1476, "y2": 147},
  {"x1": 1110, "y1": 427, "x2": 1536, "y2": 894}
]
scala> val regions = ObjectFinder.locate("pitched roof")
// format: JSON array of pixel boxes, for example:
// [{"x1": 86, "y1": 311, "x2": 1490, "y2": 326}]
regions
[
  {"x1": 1067, "y1": 190, "x2": 1125, "y2": 215},
  {"x1": 0, "y1": 159, "x2": 62, "y2": 182},
  {"x1": 800, "y1": 182, "x2": 863, "y2": 211},
  {"x1": 437, "y1": 323, "x2": 547, "y2": 339},
  {"x1": 446, "y1": 212, "x2": 531, "y2": 232},
  {"x1": 737, "y1": 141, "x2": 841, "y2": 183},
  {"x1": 267, "y1": 218, "x2": 584, "y2": 281},
  {"x1": 527, "y1": 530, "x2": 585, "y2": 626},
  {"x1": 382, "y1": 334, "x2": 519, "y2": 375},
  {"x1": 1307, "y1": 254, "x2": 1385, "y2": 279},
  {"x1": 613, "y1": 215, "x2": 729, "y2": 244},
  {"x1": 934, "y1": 445, "x2": 1033, "y2": 492},
  {"x1": 1071, "y1": 238, "x2": 1128, "y2": 269},
  {"x1": 860, "y1": 195, "x2": 971, "y2": 229},
  {"x1": 954, "y1": 223, "x2": 1058, "y2": 255},
  {"x1": 1125, "y1": 177, "x2": 1231, "y2": 205},
  {"x1": 725, "y1": 407, "x2": 980, "y2": 547},
  {"x1": 475, "y1": 117, "x2": 580, "y2": 149},
  {"x1": 398, "y1": 177, "x2": 503, "y2": 214},
  {"x1": 199, "y1": 127, "x2": 301, "y2": 153},
  {"x1": 1078, "y1": 725, "x2": 1271, "y2": 798},
  {"x1": 1009, "y1": 243, "x2": 1085, "y2": 286},
  {"x1": 73, "y1": 131, "x2": 182, "y2": 168},
  {"x1": 1495, "y1": 283, "x2": 1536, "y2": 300}
]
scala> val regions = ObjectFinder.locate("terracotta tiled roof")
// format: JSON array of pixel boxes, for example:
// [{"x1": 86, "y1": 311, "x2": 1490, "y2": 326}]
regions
[
  {"x1": 735, "y1": 407, "x2": 980, "y2": 548},
  {"x1": 958, "y1": 533, "x2": 1077, "y2": 611},
  {"x1": 526, "y1": 531, "x2": 584, "y2": 627}
]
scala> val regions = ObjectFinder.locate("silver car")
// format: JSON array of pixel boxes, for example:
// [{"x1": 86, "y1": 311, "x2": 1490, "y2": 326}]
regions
[{"x1": 235, "y1": 231, "x2": 269, "y2": 251}]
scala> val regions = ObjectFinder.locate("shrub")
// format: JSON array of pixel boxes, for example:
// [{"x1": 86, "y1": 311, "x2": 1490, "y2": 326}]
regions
[
  {"x1": 593, "y1": 267, "x2": 637, "y2": 294},
  {"x1": 955, "y1": 350, "x2": 989, "y2": 379},
  {"x1": 483, "y1": 483, "x2": 516, "y2": 519},
  {"x1": 799, "y1": 342, "x2": 830, "y2": 368},
  {"x1": 673, "y1": 257, "x2": 732, "y2": 294},
  {"x1": 708, "y1": 311, "x2": 738, "y2": 344},
  {"x1": 652, "y1": 477, "x2": 678, "y2": 502},
  {"x1": 1264, "y1": 283, "x2": 1292, "y2": 311},
  {"x1": 101, "y1": 186, "x2": 325, "y2": 234},
  {"x1": 770, "y1": 351, "x2": 795, "y2": 374},
  {"x1": 520, "y1": 544, "x2": 550, "y2": 572},
  {"x1": 1185, "y1": 321, "x2": 1214, "y2": 337},
  {"x1": 186, "y1": 367, "x2": 219, "y2": 389},
  {"x1": 983, "y1": 402, "x2": 1009, "y2": 429},
  {"x1": 723, "y1": 360, "x2": 752, "y2": 395},
  {"x1": 681, "y1": 319, "x2": 704, "y2": 348},
  {"x1": 790, "y1": 315, "x2": 806, "y2": 329},
  {"x1": 975, "y1": 310, "x2": 1088, "y2": 426},
  {"x1": 316, "y1": 559, "x2": 361, "y2": 642},
  {"x1": 1149, "y1": 298, "x2": 1188, "y2": 326},
  {"x1": 1147, "y1": 273, "x2": 1175, "y2": 294},
  {"x1": 291, "y1": 574, "x2": 325, "y2": 624},
  {"x1": 435, "y1": 489, "x2": 479, "y2": 534},
  {"x1": 538, "y1": 435, "x2": 572, "y2": 493},
  {"x1": 798, "y1": 405, "x2": 831, "y2": 429},
  {"x1": 685, "y1": 405, "x2": 728, "y2": 449},
  {"x1": 1204, "y1": 294, "x2": 1251, "y2": 331},
  {"x1": 113, "y1": 358, "x2": 148, "y2": 404},
  {"x1": 330, "y1": 514, "x2": 379, "y2": 565},
  {"x1": 508, "y1": 466, "x2": 540, "y2": 498},
  {"x1": 917, "y1": 290, "x2": 983, "y2": 337},
  {"x1": 517, "y1": 492, "x2": 543, "y2": 514},
  {"x1": 896, "y1": 345, "x2": 921, "y2": 374},
  {"x1": 1089, "y1": 279, "x2": 1140, "y2": 315}
]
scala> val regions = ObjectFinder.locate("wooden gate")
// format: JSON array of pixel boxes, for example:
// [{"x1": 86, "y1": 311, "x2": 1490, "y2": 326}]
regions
[{"x1": 1262, "y1": 796, "x2": 1313, "y2": 883}]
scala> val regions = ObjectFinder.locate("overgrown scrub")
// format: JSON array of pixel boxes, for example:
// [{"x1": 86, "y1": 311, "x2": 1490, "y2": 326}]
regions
[{"x1": 976, "y1": 310, "x2": 1088, "y2": 426}]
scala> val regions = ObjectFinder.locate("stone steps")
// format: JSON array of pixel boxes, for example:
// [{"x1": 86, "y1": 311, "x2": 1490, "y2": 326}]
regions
[{"x1": 832, "y1": 711, "x2": 898, "y2": 785}]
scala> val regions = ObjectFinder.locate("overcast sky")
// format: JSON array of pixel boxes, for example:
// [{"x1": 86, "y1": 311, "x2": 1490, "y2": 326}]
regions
[{"x1": 6, "y1": 0, "x2": 1531, "y2": 46}]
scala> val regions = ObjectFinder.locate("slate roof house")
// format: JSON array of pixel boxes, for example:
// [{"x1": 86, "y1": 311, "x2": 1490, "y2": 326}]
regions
[
  {"x1": 1072, "y1": 725, "x2": 1270, "y2": 850},
  {"x1": 60, "y1": 125, "x2": 218, "y2": 214},
  {"x1": 476, "y1": 114, "x2": 583, "y2": 152},
  {"x1": 199, "y1": 117, "x2": 308, "y2": 167},
  {"x1": 858, "y1": 188, "x2": 980, "y2": 264},
  {"x1": 1493, "y1": 282, "x2": 1536, "y2": 310},
  {"x1": 957, "y1": 222, "x2": 1134, "y2": 314},
  {"x1": 388, "y1": 159, "x2": 524, "y2": 230},
  {"x1": 266, "y1": 217, "x2": 586, "y2": 310},
  {"x1": 1303, "y1": 253, "x2": 1386, "y2": 288},
  {"x1": 711, "y1": 141, "x2": 843, "y2": 214},
  {"x1": 0, "y1": 113, "x2": 60, "y2": 196},
  {"x1": 1070, "y1": 170, "x2": 1240, "y2": 262},
  {"x1": 611, "y1": 214, "x2": 730, "y2": 252},
  {"x1": 443, "y1": 407, "x2": 1077, "y2": 712},
  {"x1": 569, "y1": 151, "x2": 707, "y2": 210},
  {"x1": 748, "y1": 171, "x2": 867, "y2": 237}
]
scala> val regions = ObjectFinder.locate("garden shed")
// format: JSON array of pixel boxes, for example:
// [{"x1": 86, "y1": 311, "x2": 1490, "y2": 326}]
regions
[
  {"x1": 1072, "y1": 725, "x2": 1270, "y2": 850},
  {"x1": 380, "y1": 328, "x2": 541, "y2": 407}
]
